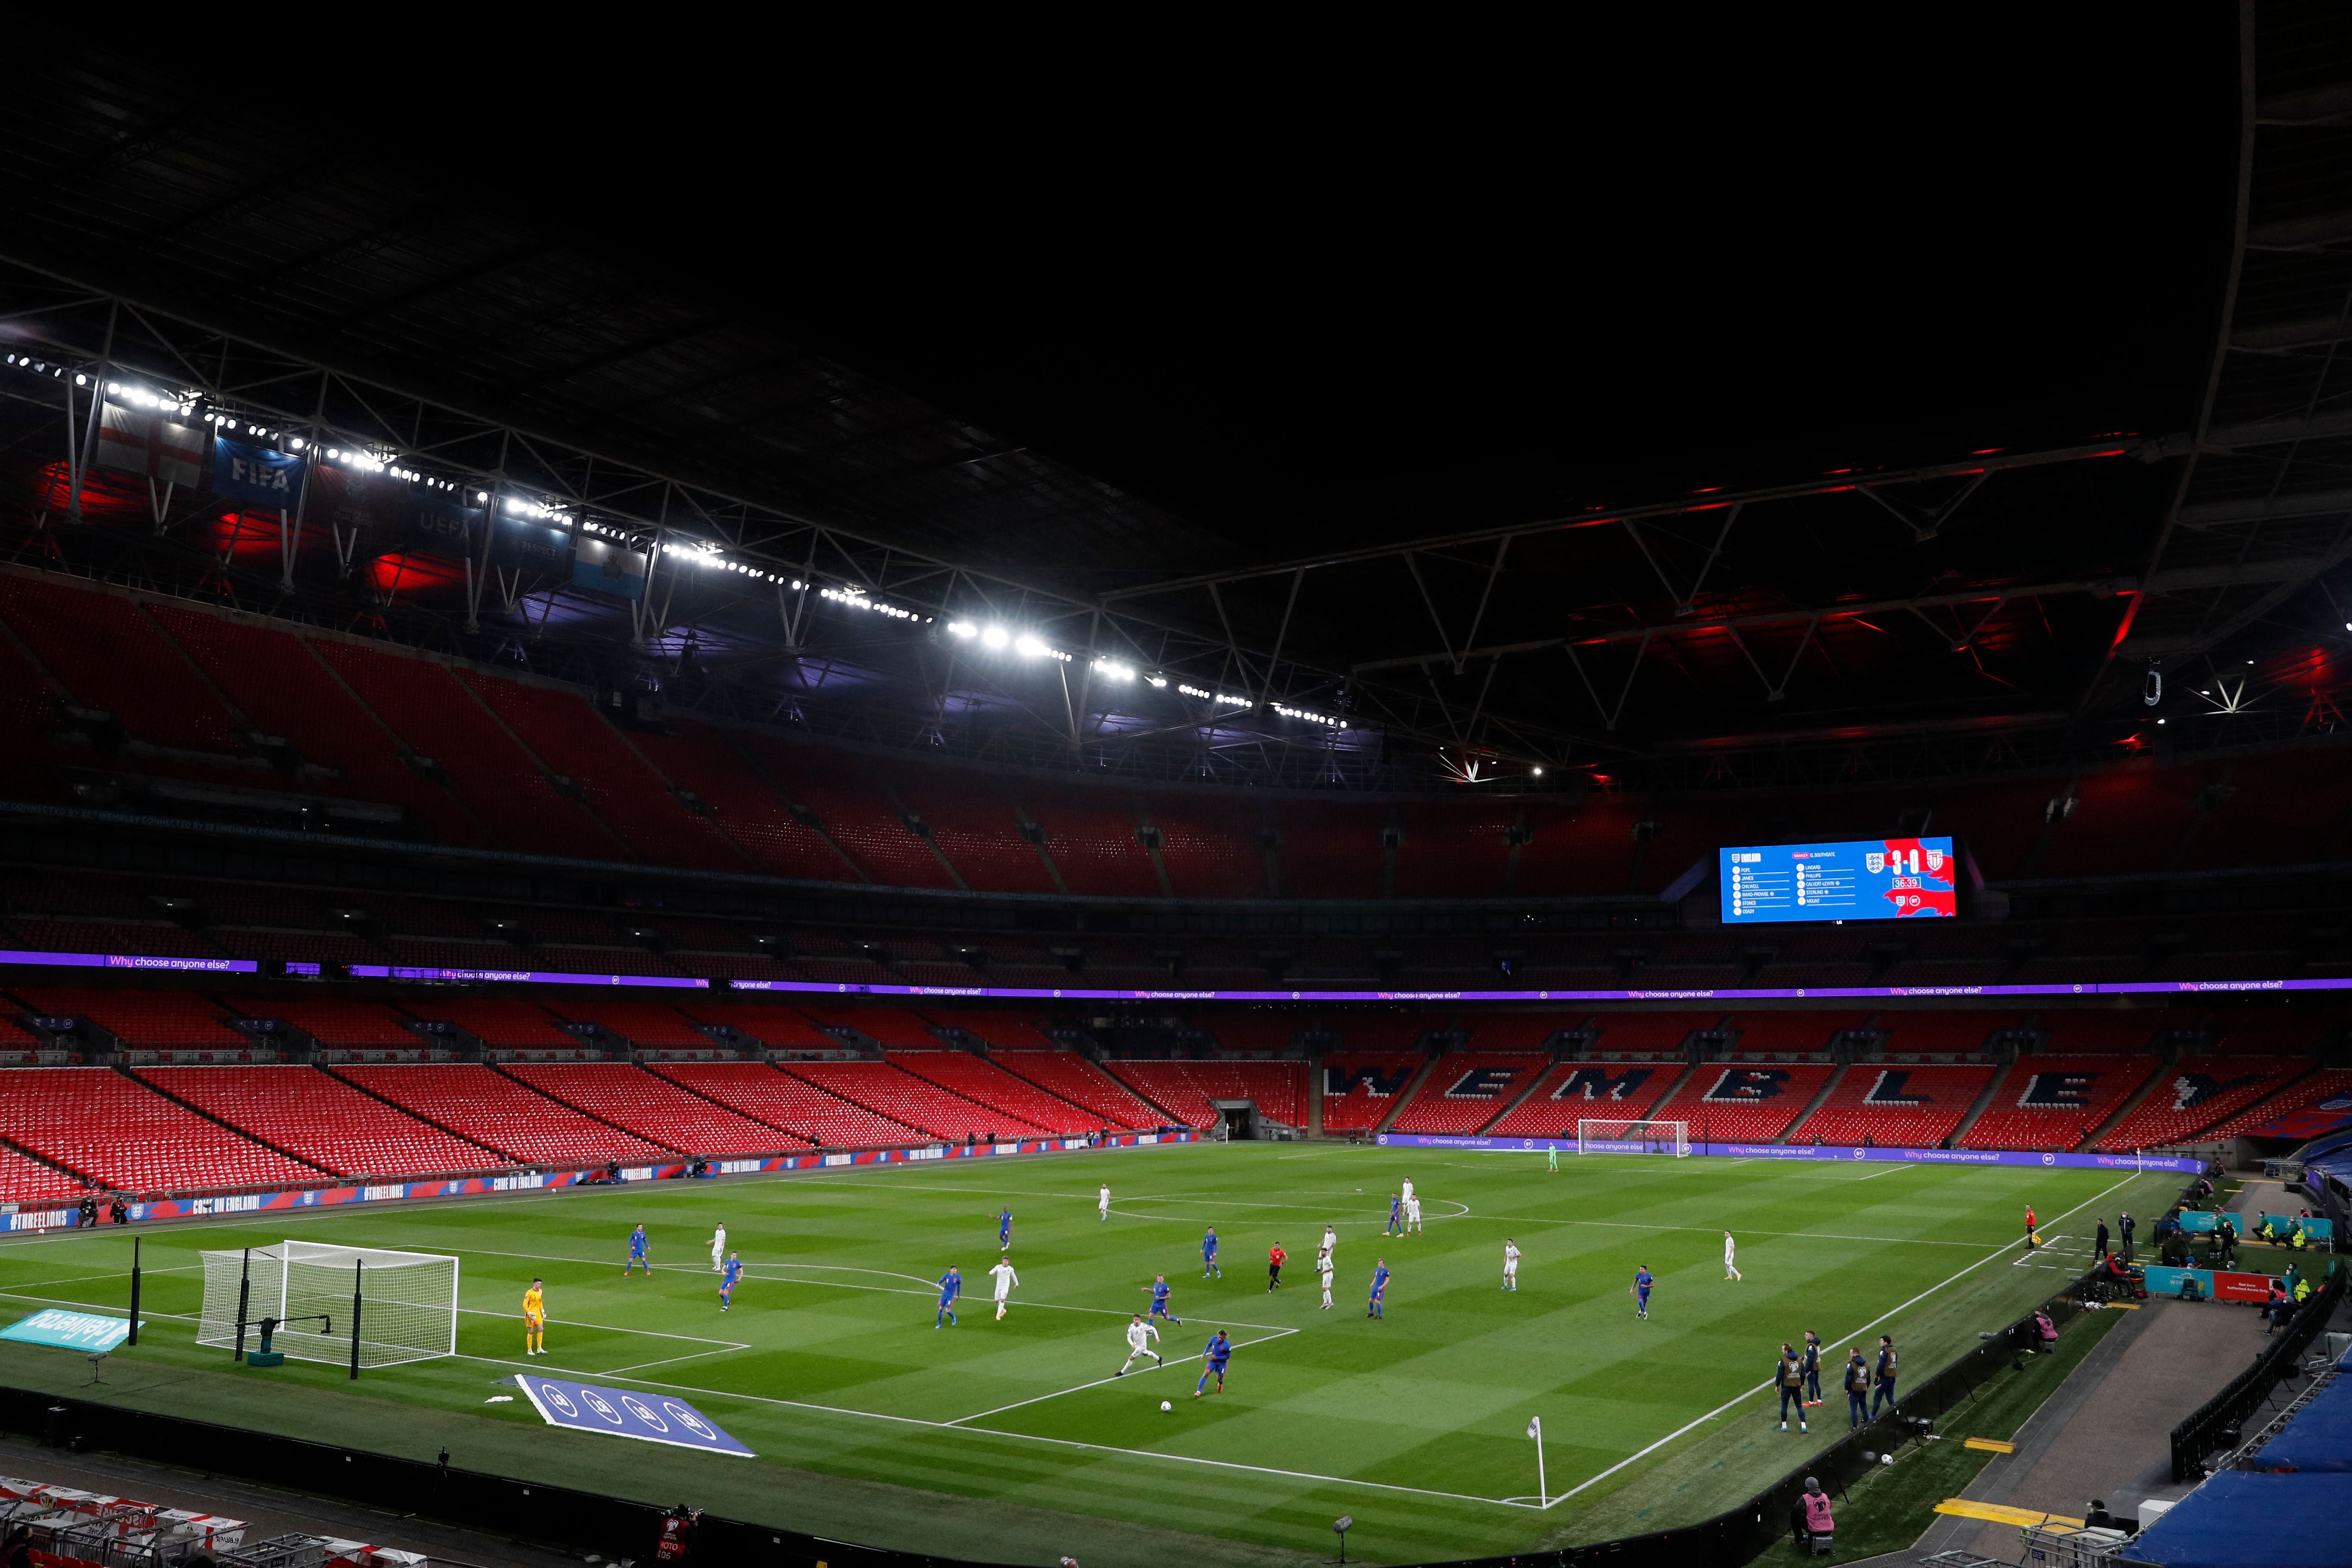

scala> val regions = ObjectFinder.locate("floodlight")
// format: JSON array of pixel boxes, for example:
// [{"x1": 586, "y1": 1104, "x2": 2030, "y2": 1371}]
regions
[
  {"x1": 74, "y1": 374, "x2": 86, "y2": 386},
  {"x1": 981, "y1": 626, "x2": 1010, "y2": 649},
  {"x1": 1533, "y1": 766, "x2": 1544, "y2": 776},
  {"x1": 476, "y1": 491, "x2": 490, "y2": 502},
  {"x1": 1145, "y1": 674, "x2": 1167, "y2": 688},
  {"x1": 947, "y1": 621, "x2": 977, "y2": 637},
  {"x1": 1014, "y1": 635, "x2": 1049, "y2": 657},
  {"x1": 290, "y1": 438, "x2": 304, "y2": 450},
  {"x1": 106, "y1": 382, "x2": 119, "y2": 394}
]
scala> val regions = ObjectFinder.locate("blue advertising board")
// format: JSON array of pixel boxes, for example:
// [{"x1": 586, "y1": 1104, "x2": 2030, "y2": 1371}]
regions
[
  {"x1": 514, "y1": 1375, "x2": 752, "y2": 1457},
  {"x1": 0, "y1": 1309, "x2": 140, "y2": 1351},
  {"x1": 1721, "y1": 836, "x2": 1958, "y2": 924}
]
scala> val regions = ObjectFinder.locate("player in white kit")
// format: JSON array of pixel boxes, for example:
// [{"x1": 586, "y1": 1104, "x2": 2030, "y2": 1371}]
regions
[
  {"x1": 989, "y1": 1253, "x2": 1020, "y2": 1319},
  {"x1": 710, "y1": 1223, "x2": 727, "y2": 1272},
  {"x1": 1502, "y1": 1238, "x2": 1521, "y2": 1291},
  {"x1": 1115, "y1": 1314, "x2": 1163, "y2": 1374},
  {"x1": 1399, "y1": 1177, "x2": 1415, "y2": 1206},
  {"x1": 1098, "y1": 1184, "x2": 1111, "y2": 1221},
  {"x1": 1723, "y1": 1230, "x2": 1742, "y2": 1282},
  {"x1": 1321, "y1": 1224, "x2": 1337, "y2": 1259},
  {"x1": 1319, "y1": 1248, "x2": 1335, "y2": 1309},
  {"x1": 1404, "y1": 1195, "x2": 1424, "y2": 1234}
]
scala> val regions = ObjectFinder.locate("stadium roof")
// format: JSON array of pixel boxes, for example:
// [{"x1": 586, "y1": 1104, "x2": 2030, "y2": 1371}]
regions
[{"x1": 0, "y1": 14, "x2": 2346, "y2": 792}]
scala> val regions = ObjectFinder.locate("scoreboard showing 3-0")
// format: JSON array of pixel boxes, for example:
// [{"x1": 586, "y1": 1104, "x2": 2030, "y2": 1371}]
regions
[{"x1": 1720, "y1": 836, "x2": 1958, "y2": 924}]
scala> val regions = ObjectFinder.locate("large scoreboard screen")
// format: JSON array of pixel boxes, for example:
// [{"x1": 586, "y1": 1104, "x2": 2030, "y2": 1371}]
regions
[{"x1": 1720, "y1": 836, "x2": 1958, "y2": 924}]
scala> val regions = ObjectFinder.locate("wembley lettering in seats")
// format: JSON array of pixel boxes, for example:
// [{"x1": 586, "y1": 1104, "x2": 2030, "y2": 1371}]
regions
[
  {"x1": 1554, "y1": 1066, "x2": 1653, "y2": 1102},
  {"x1": 1702, "y1": 1067, "x2": 1790, "y2": 1102},
  {"x1": 1326, "y1": 1063, "x2": 1415, "y2": 1097},
  {"x1": 2168, "y1": 1070, "x2": 2269, "y2": 1111},
  {"x1": 1860, "y1": 1069, "x2": 1932, "y2": 1106},
  {"x1": 1445, "y1": 1068, "x2": 1520, "y2": 1099},
  {"x1": 2015, "y1": 1070, "x2": 2101, "y2": 1108}
]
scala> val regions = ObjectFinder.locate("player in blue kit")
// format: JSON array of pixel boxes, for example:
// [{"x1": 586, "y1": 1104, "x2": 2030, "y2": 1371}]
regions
[
  {"x1": 1192, "y1": 1331, "x2": 1232, "y2": 1397},
  {"x1": 1632, "y1": 1264, "x2": 1653, "y2": 1320},
  {"x1": 719, "y1": 1251, "x2": 741, "y2": 1311},
  {"x1": 1368, "y1": 1259, "x2": 1390, "y2": 1318},
  {"x1": 1387, "y1": 1193, "x2": 1404, "y2": 1236},
  {"x1": 623, "y1": 1224, "x2": 652, "y2": 1276},
  {"x1": 934, "y1": 1265, "x2": 961, "y2": 1327},
  {"x1": 1201, "y1": 1227, "x2": 1222, "y2": 1278},
  {"x1": 1146, "y1": 1272, "x2": 1183, "y2": 1325},
  {"x1": 996, "y1": 1207, "x2": 1014, "y2": 1247}
]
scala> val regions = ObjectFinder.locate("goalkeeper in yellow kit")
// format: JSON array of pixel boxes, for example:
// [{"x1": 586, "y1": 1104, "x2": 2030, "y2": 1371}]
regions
[{"x1": 523, "y1": 1277, "x2": 547, "y2": 1356}]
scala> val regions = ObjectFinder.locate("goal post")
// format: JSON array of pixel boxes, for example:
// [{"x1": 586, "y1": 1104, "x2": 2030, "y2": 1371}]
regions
[
  {"x1": 1576, "y1": 1119, "x2": 1692, "y2": 1157},
  {"x1": 198, "y1": 1241, "x2": 459, "y2": 1369}
]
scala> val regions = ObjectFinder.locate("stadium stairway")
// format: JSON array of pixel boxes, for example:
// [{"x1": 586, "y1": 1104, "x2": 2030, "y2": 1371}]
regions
[
  {"x1": 1776, "y1": 1063, "x2": 1850, "y2": 1143},
  {"x1": 113, "y1": 1065, "x2": 331, "y2": 1177},
  {"x1": 1307, "y1": 1054, "x2": 1322, "y2": 1135},
  {"x1": 1948, "y1": 1059, "x2": 2014, "y2": 1147},
  {"x1": 1642, "y1": 1060, "x2": 1700, "y2": 1122},
  {"x1": 2078, "y1": 1061, "x2": 2169, "y2": 1152},
  {"x1": 1473, "y1": 1056, "x2": 1563, "y2": 1134},
  {"x1": 1371, "y1": 1053, "x2": 1442, "y2": 1135},
  {"x1": 325, "y1": 1066, "x2": 529, "y2": 1164}
]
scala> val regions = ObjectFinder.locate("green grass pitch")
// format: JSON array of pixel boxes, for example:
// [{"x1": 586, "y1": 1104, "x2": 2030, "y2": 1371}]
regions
[{"x1": 0, "y1": 1145, "x2": 2180, "y2": 1567}]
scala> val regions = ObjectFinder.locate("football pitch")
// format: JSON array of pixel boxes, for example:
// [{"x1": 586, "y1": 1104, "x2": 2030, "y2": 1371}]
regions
[{"x1": 0, "y1": 1145, "x2": 2180, "y2": 1567}]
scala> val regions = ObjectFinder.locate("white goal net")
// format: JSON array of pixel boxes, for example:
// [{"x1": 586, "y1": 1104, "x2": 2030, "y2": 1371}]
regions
[
  {"x1": 197, "y1": 1241, "x2": 459, "y2": 1369},
  {"x1": 1577, "y1": 1119, "x2": 1691, "y2": 1157}
]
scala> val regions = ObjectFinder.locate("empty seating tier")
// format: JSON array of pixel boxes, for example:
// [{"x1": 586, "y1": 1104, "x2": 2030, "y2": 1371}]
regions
[
  {"x1": 1320, "y1": 1053, "x2": 1426, "y2": 1132},
  {"x1": 15, "y1": 989, "x2": 244, "y2": 1049},
  {"x1": 1683, "y1": 1062, "x2": 1837, "y2": 1144},
  {"x1": 2205, "y1": 1068, "x2": 2352, "y2": 1139},
  {"x1": 1786, "y1": 1063, "x2": 1994, "y2": 1148},
  {"x1": 648, "y1": 1062, "x2": 921, "y2": 1147},
  {"x1": 0, "y1": 1144, "x2": 89, "y2": 1205},
  {"x1": 219, "y1": 996, "x2": 420, "y2": 1049},
  {"x1": 1487, "y1": 1059, "x2": 1684, "y2": 1139},
  {"x1": 1390, "y1": 1053, "x2": 1550, "y2": 1134},
  {"x1": 883, "y1": 1051, "x2": 1097, "y2": 1133},
  {"x1": 545, "y1": 1001, "x2": 715, "y2": 1049},
  {"x1": 405, "y1": 998, "x2": 580, "y2": 1049},
  {"x1": 140, "y1": 1065, "x2": 501, "y2": 1178},
  {"x1": 1102, "y1": 1061, "x2": 1307, "y2": 1130},
  {"x1": 2094, "y1": 1057, "x2": 2312, "y2": 1150},
  {"x1": 503, "y1": 1063, "x2": 802, "y2": 1155},
  {"x1": 990, "y1": 1051, "x2": 1161, "y2": 1129},
  {"x1": 784, "y1": 1061, "x2": 1049, "y2": 1141},
  {"x1": 0, "y1": 1067, "x2": 323, "y2": 1193},
  {"x1": 334, "y1": 1064, "x2": 676, "y2": 1165},
  {"x1": 1960, "y1": 1056, "x2": 2159, "y2": 1152}
]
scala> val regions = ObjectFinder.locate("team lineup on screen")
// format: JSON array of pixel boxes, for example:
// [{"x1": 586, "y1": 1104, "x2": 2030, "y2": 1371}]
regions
[{"x1": 1721, "y1": 836, "x2": 1959, "y2": 924}]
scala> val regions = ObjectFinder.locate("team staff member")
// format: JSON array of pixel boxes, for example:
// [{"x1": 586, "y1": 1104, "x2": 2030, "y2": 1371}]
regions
[
  {"x1": 523, "y1": 1277, "x2": 547, "y2": 1355},
  {"x1": 1801, "y1": 1331, "x2": 1822, "y2": 1406},
  {"x1": 1843, "y1": 1348, "x2": 1871, "y2": 1428},
  {"x1": 1871, "y1": 1335, "x2": 1900, "y2": 1416},
  {"x1": 1776, "y1": 1344, "x2": 1808, "y2": 1433}
]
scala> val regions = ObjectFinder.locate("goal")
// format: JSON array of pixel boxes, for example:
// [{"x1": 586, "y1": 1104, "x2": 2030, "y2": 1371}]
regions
[
  {"x1": 1576, "y1": 1119, "x2": 1691, "y2": 1157},
  {"x1": 197, "y1": 1241, "x2": 459, "y2": 1369}
]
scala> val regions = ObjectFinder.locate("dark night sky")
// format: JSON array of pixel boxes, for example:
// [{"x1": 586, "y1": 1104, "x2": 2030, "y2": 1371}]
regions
[{"x1": 121, "y1": 17, "x2": 2242, "y2": 560}]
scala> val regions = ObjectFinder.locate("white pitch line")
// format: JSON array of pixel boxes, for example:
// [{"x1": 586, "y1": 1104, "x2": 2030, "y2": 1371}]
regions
[
  {"x1": 940, "y1": 1327, "x2": 1300, "y2": 1426},
  {"x1": 464, "y1": 1353, "x2": 1532, "y2": 1510},
  {"x1": 1539, "y1": 1170, "x2": 2144, "y2": 1509}
]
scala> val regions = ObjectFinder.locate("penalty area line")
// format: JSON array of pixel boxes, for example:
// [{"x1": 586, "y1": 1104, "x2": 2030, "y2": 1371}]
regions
[{"x1": 1538, "y1": 1170, "x2": 2144, "y2": 1510}]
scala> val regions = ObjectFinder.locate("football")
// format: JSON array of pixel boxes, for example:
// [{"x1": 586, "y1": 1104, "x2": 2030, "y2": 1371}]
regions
[{"x1": 1161, "y1": 1401, "x2": 1173, "y2": 1412}]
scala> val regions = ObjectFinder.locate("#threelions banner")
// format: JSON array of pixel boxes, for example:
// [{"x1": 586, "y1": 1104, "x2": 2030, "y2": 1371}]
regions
[{"x1": 514, "y1": 1374, "x2": 753, "y2": 1456}]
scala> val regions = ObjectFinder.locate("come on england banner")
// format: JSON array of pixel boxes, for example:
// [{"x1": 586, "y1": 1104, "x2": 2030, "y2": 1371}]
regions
[{"x1": 514, "y1": 1375, "x2": 752, "y2": 1457}]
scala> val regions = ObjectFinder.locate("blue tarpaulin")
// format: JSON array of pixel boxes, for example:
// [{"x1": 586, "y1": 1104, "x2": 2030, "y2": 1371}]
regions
[
  {"x1": 2119, "y1": 1472, "x2": 2352, "y2": 1566},
  {"x1": 2251, "y1": 1380, "x2": 2352, "y2": 1473}
]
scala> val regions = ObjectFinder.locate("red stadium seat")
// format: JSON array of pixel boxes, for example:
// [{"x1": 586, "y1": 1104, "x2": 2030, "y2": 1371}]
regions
[
  {"x1": 990, "y1": 1050, "x2": 1161, "y2": 1129},
  {"x1": 1390, "y1": 1053, "x2": 1549, "y2": 1133},
  {"x1": 1488, "y1": 1058, "x2": 1684, "y2": 1138},
  {"x1": 140, "y1": 1065, "x2": 502, "y2": 1177},
  {"x1": 648, "y1": 1062, "x2": 922, "y2": 1147},
  {"x1": 0, "y1": 1067, "x2": 325, "y2": 1193},
  {"x1": 1785, "y1": 1063, "x2": 1994, "y2": 1148},
  {"x1": 1959, "y1": 1056, "x2": 2159, "y2": 1152},
  {"x1": 884, "y1": 1050, "x2": 1098, "y2": 1133},
  {"x1": 1101, "y1": 1061, "x2": 1306, "y2": 1129},
  {"x1": 1320, "y1": 1053, "x2": 1425, "y2": 1132},
  {"x1": 2094, "y1": 1057, "x2": 2310, "y2": 1150},
  {"x1": 785, "y1": 1060, "x2": 1050, "y2": 1140},
  {"x1": 503, "y1": 1063, "x2": 803, "y2": 1155},
  {"x1": 333, "y1": 1063, "x2": 675, "y2": 1165},
  {"x1": 1681, "y1": 1062, "x2": 1837, "y2": 1143}
]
